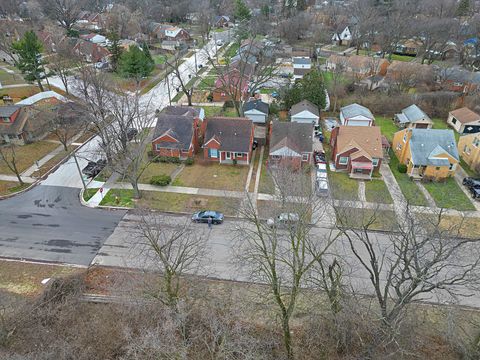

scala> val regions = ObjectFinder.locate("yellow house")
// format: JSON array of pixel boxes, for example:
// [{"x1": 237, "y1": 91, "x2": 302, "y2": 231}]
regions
[
  {"x1": 458, "y1": 133, "x2": 480, "y2": 174},
  {"x1": 392, "y1": 128, "x2": 459, "y2": 181}
]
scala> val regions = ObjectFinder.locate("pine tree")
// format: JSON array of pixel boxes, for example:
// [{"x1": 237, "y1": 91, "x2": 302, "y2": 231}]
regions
[
  {"x1": 234, "y1": 0, "x2": 251, "y2": 21},
  {"x1": 108, "y1": 31, "x2": 122, "y2": 72},
  {"x1": 12, "y1": 31, "x2": 46, "y2": 91},
  {"x1": 118, "y1": 45, "x2": 154, "y2": 83},
  {"x1": 456, "y1": 0, "x2": 470, "y2": 16}
]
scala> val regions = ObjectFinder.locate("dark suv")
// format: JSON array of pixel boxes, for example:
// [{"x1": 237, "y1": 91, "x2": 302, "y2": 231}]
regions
[
  {"x1": 82, "y1": 159, "x2": 107, "y2": 178},
  {"x1": 463, "y1": 177, "x2": 480, "y2": 188}
]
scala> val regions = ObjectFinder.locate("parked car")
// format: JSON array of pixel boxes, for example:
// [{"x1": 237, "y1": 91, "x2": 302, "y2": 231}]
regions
[
  {"x1": 471, "y1": 187, "x2": 480, "y2": 200},
  {"x1": 314, "y1": 151, "x2": 326, "y2": 165},
  {"x1": 252, "y1": 140, "x2": 259, "y2": 150},
  {"x1": 82, "y1": 159, "x2": 106, "y2": 178},
  {"x1": 315, "y1": 179, "x2": 329, "y2": 196},
  {"x1": 126, "y1": 128, "x2": 138, "y2": 141},
  {"x1": 463, "y1": 177, "x2": 480, "y2": 188},
  {"x1": 267, "y1": 213, "x2": 300, "y2": 228},
  {"x1": 216, "y1": 40, "x2": 224, "y2": 46},
  {"x1": 192, "y1": 210, "x2": 224, "y2": 224}
]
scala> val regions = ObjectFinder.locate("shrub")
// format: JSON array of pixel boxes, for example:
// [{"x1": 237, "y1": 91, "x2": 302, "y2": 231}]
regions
[
  {"x1": 397, "y1": 163, "x2": 407, "y2": 173},
  {"x1": 232, "y1": 159, "x2": 237, "y2": 165},
  {"x1": 184, "y1": 158, "x2": 194, "y2": 166},
  {"x1": 150, "y1": 175, "x2": 171, "y2": 186},
  {"x1": 154, "y1": 156, "x2": 181, "y2": 163},
  {"x1": 207, "y1": 92, "x2": 213, "y2": 102},
  {"x1": 147, "y1": 150, "x2": 154, "y2": 158}
]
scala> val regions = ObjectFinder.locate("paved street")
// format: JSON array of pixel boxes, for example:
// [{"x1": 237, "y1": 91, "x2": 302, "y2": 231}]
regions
[{"x1": 0, "y1": 185, "x2": 126, "y2": 265}]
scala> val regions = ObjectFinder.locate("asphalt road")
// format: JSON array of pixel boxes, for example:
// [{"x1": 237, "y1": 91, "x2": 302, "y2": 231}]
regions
[{"x1": 0, "y1": 185, "x2": 126, "y2": 265}]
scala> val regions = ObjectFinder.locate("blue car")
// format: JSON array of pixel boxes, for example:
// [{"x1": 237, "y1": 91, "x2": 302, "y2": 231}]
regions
[{"x1": 192, "y1": 210, "x2": 224, "y2": 224}]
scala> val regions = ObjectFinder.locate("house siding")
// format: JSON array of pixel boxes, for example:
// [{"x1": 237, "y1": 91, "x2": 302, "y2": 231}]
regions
[{"x1": 458, "y1": 134, "x2": 480, "y2": 173}]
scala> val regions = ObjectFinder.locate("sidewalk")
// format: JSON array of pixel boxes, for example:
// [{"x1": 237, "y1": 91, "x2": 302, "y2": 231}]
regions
[{"x1": 0, "y1": 174, "x2": 35, "y2": 183}]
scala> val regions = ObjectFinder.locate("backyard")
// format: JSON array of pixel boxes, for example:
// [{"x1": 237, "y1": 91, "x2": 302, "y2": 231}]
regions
[
  {"x1": 423, "y1": 178, "x2": 476, "y2": 211},
  {"x1": 375, "y1": 116, "x2": 398, "y2": 142}
]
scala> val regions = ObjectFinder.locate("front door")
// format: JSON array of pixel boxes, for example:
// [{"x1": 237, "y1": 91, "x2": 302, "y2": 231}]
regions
[{"x1": 225, "y1": 151, "x2": 231, "y2": 160}]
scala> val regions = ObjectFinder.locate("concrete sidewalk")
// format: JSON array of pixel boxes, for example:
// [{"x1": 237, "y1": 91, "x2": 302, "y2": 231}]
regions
[{"x1": 0, "y1": 174, "x2": 35, "y2": 183}]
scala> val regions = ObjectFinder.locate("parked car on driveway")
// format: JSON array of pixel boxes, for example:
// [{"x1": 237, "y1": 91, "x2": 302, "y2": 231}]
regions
[
  {"x1": 267, "y1": 213, "x2": 300, "y2": 228},
  {"x1": 192, "y1": 210, "x2": 224, "y2": 224},
  {"x1": 82, "y1": 159, "x2": 106, "y2": 178},
  {"x1": 126, "y1": 128, "x2": 138, "y2": 141},
  {"x1": 471, "y1": 187, "x2": 480, "y2": 200},
  {"x1": 463, "y1": 177, "x2": 480, "y2": 188},
  {"x1": 315, "y1": 179, "x2": 329, "y2": 196},
  {"x1": 314, "y1": 151, "x2": 326, "y2": 164}
]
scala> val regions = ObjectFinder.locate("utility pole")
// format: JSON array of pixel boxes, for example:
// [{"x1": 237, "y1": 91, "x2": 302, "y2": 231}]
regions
[
  {"x1": 72, "y1": 152, "x2": 87, "y2": 191},
  {"x1": 166, "y1": 75, "x2": 172, "y2": 106}
]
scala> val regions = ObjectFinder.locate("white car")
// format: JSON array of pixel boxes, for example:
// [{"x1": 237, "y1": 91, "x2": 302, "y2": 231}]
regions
[
  {"x1": 267, "y1": 213, "x2": 300, "y2": 228},
  {"x1": 216, "y1": 40, "x2": 224, "y2": 46},
  {"x1": 315, "y1": 179, "x2": 329, "y2": 196}
]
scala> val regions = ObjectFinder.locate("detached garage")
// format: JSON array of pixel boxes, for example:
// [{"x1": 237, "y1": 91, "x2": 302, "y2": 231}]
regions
[
  {"x1": 447, "y1": 107, "x2": 480, "y2": 134},
  {"x1": 340, "y1": 103, "x2": 375, "y2": 127},
  {"x1": 290, "y1": 100, "x2": 320, "y2": 125},
  {"x1": 244, "y1": 99, "x2": 269, "y2": 124}
]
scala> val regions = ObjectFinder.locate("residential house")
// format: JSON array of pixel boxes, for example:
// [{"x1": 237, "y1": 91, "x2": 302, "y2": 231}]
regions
[
  {"x1": 76, "y1": 11, "x2": 103, "y2": 30},
  {"x1": 268, "y1": 121, "x2": 313, "y2": 167},
  {"x1": 392, "y1": 128, "x2": 459, "y2": 181},
  {"x1": 0, "y1": 105, "x2": 51, "y2": 145},
  {"x1": 119, "y1": 39, "x2": 138, "y2": 50},
  {"x1": 151, "y1": 114, "x2": 199, "y2": 159},
  {"x1": 37, "y1": 31, "x2": 56, "y2": 52},
  {"x1": 165, "y1": 27, "x2": 190, "y2": 42},
  {"x1": 386, "y1": 61, "x2": 434, "y2": 87},
  {"x1": 437, "y1": 66, "x2": 480, "y2": 94},
  {"x1": 148, "y1": 22, "x2": 171, "y2": 40},
  {"x1": 239, "y1": 39, "x2": 262, "y2": 57},
  {"x1": 214, "y1": 15, "x2": 231, "y2": 28},
  {"x1": 447, "y1": 107, "x2": 480, "y2": 134},
  {"x1": 212, "y1": 70, "x2": 250, "y2": 102},
  {"x1": 394, "y1": 104, "x2": 433, "y2": 129},
  {"x1": 80, "y1": 33, "x2": 107, "y2": 45},
  {"x1": 243, "y1": 99, "x2": 269, "y2": 124},
  {"x1": 326, "y1": 54, "x2": 390, "y2": 79},
  {"x1": 330, "y1": 126, "x2": 383, "y2": 179},
  {"x1": 73, "y1": 39, "x2": 110, "y2": 63},
  {"x1": 290, "y1": 100, "x2": 319, "y2": 125},
  {"x1": 331, "y1": 26, "x2": 352, "y2": 47},
  {"x1": 292, "y1": 56, "x2": 311, "y2": 80},
  {"x1": 162, "y1": 105, "x2": 205, "y2": 122},
  {"x1": 458, "y1": 133, "x2": 480, "y2": 173},
  {"x1": 202, "y1": 117, "x2": 254, "y2": 165},
  {"x1": 340, "y1": 103, "x2": 375, "y2": 126},
  {"x1": 394, "y1": 38, "x2": 422, "y2": 57}
]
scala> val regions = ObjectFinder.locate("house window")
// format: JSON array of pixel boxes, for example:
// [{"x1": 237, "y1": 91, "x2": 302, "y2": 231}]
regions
[
  {"x1": 235, "y1": 152, "x2": 243, "y2": 158},
  {"x1": 209, "y1": 149, "x2": 218, "y2": 158},
  {"x1": 473, "y1": 138, "x2": 480, "y2": 147},
  {"x1": 464, "y1": 145, "x2": 471, "y2": 155},
  {"x1": 396, "y1": 144, "x2": 402, "y2": 151},
  {"x1": 225, "y1": 151, "x2": 231, "y2": 159},
  {"x1": 2, "y1": 117, "x2": 10, "y2": 123},
  {"x1": 403, "y1": 133, "x2": 407, "y2": 143},
  {"x1": 338, "y1": 156, "x2": 348, "y2": 165},
  {"x1": 449, "y1": 163, "x2": 456, "y2": 171},
  {"x1": 372, "y1": 158, "x2": 379, "y2": 166},
  {"x1": 302, "y1": 153, "x2": 309, "y2": 161},
  {"x1": 436, "y1": 167, "x2": 440, "y2": 170},
  {"x1": 272, "y1": 155, "x2": 282, "y2": 160},
  {"x1": 451, "y1": 118, "x2": 457, "y2": 125}
]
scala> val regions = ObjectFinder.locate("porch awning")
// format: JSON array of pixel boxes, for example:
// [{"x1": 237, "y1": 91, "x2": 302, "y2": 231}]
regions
[{"x1": 352, "y1": 162, "x2": 373, "y2": 170}]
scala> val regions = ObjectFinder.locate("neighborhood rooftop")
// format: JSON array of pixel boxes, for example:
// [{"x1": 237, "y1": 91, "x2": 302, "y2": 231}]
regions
[
  {"x1": 204, "y1": 117, "x2": 252, "y2": 153},
  {"x1": 244, "y1": 99, "x2": 269, "y2": 114},
  {"x1": 270, "y1": 121, "x2": 313, "y2": 155},
  {"x1": 152, "y1": 114, "x2": 194, "y2": 149},
  {"x1": 396, "y1": 104, "x2": 430, "y2": 124},
  {"x1": 291, "y1": 99, "x2": 319, "y2": 116},
  {"x1": 449, "y1": 107, "x2": 480, "y2": 123},
  {"x1": 335, "y1": 126, "x2": 383, "y2": 158},
  {"x1": 340, "y1": 103, "x2": 374, "y2": 119},
  {"x1": 0, "y1": 105, "x2": 21, "y2": 118},
  {"x1": 409, "y1": 129, "x2": 459, "y2": 166}
]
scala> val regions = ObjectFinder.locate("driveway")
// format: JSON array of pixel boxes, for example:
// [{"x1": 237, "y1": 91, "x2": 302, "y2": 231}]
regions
[{"x1": 0, "y1": 185, "x2": 126, "y2": 265}]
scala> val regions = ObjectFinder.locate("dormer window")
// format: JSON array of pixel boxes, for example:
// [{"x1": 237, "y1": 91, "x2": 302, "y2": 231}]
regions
[{"x1": 2, "y1": 117, "x2": 10, "y2": 123}]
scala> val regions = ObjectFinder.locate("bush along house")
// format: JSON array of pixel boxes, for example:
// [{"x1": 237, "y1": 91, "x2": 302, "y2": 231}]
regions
[{"x1": 202, "y1": 117, "x2": 254, "y2": 165}]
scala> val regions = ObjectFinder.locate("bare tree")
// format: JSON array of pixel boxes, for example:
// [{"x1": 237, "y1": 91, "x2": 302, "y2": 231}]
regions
[
  {"x1": 0, "y1": 144, "x2": 24, "y2": 185},
  {"x1": 334, "y1": 204, "x2": 480, "y2": 338},
  {"x1": 135, "y1": 212, "x2": 208, "y2": 307},
  {"x1": 40, "y1": 0, "x2": 84, "y2": 32},
  {"x1": 165, "y1": 54, "x2": 195, "y2": 106},
  {"x1": 325, "y1": 57, "x2": 347, "y2": 112},
  {"x1": 234, "y1": 166, "x2": 336, "y2": 359},
  {"x1": 0, "y1": 21, "x2": 25, "y2": 65},
  {"x1": 47, "y1": 37, "x2": 81, "y2": 95},
  {"x1": 50, "y1": 102, "x2": 89, "y2": 151}
]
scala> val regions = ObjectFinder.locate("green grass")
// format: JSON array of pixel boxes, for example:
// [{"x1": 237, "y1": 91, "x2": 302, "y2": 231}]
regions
[
  {"x1": 322, "y1": 71, "x2": 349, "y2": 88},
  {"x1": 153, "y1": 54, "x2": 167, "y2": 64},
  {"x1": 0, "y1": 69, "x2": 25, "y2": 85},
  {"x1": 99, "y1": 189, "x2": 135, "y2": 208},
  {"x1": 139, "y1": 161, "x2": 180, "y2": 184},
  {"x1": 0, "y1": 181, "x2": 29, "y2": 196},
  {"x1": 388, "y1": 54, "x2": 414, "y2": 62},
  {"x1": 388, "y1": 154, "x2": 429, "y2": 206},
  {"x1": 336, "y1": 208, "x2": 397, "y2": 231},
  {"x1": 201, "y1": 105, "x2": 238, "y2": 118},
  {"x1": 364, "y1": 180, "x2": 393, "y2": 204},
  {"x1": 224, "y1": 43, "x2": 239, "y2": 59},
  {"x1": 198, "y1": 76, "x2": 216, "y2": 90},
  {"x1": 460, "y1": 158, "x2": 478, "y2": 177},
  {"x1": 375, "y1": 116, "x2": 398, "y2": 142},
  {"x1": 259, "y1": 87, "x2": 274, "y2": 94},
  {"x1": 423, "y1": 178, "x2": 476, "y2": 211},
  {"x1": 83, "y1": 188, "x2": 98, "y2": 202},
  {"x1": 0, "y1": 141, "x2": 59, "y2": 175},
  {"x1": 328, "y1": 171, "x2": 359, "y2": 201}
]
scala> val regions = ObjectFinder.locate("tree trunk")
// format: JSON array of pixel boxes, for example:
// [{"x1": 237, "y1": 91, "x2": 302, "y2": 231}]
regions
[
  {"x1": 37, "y1": 77, "x2": 44, "y2": 92},
  {"x1": 187, "y1": 92, "x2": 193, "y2": 106},
  {"x1": 15, "y1": 171, "x2": 24, "y2": 186},
  {"x1": 131, "y1": 179, "x2": 141, "y2": 199},
  {"x1": 282, "y1": 314, "x2": 294, "y2": 360}
]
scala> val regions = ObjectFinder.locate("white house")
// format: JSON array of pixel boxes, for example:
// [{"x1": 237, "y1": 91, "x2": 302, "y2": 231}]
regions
[
  {"x1": 81, "y1": 33, "x2": 107, "y2": 45},
  {"x1": 292, "y1": 57, "x2": 311, "y2": 80},
  {"x1": 243, "y1": 99, "x2": 269, "y2": 124},
  {"x1": 290, "y1": 100, "x2": 319, "y2": 125},
  {"x1": 447, "y1": 107, "x2": 480, "y2": 134},
  {"x1": 340, "y1": 103, "x2": 374, "y2": 126},
  {"x1": 332, "y1": 26, "x2": 352, "y2": 47}
]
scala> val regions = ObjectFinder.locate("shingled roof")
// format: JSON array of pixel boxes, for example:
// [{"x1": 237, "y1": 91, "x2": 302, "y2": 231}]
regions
[
  {"x1": 335, "y1": 126, "x2": 383, "y2": 159},
  {"x1": 152, "y1": 114, "x2": 194, "y2": 150},
  {"x1": 291, "y1": 100, "x2": 319, "y2": 117},
  {"x1": 449, "y1": 107, "x2": 480, "y2": 124},
  {"x1": 203, "y1": 117, "x2": 253, "y2": 152},
  {"x1": 270, "y1": 121, "x2": 313, "y2": 156},
  {"x1": 408, "y1": 129, "x2": 458, "y2": 166}
]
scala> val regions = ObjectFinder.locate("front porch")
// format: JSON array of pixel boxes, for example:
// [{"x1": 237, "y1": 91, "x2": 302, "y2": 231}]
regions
[
  {"x1": 349, "y1": 161, "x2": 374, "y2": 180},
  {"x1": 349, "y1": 172, "x2": 373, "y2": 180}
]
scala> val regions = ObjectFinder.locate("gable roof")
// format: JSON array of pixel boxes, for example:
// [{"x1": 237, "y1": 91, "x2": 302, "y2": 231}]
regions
[
  {"x1": 335, "y1": 126, "x2": 383, "y2": 158},
  {"x1": 449, "y1": 107, "x2": 480, "y2": 124},
  {"x1": 291, "y1": 100, "x2": 319, "y2": 117},
  {"x1": 270, "y1": 121, "x2": 313, "y2": 155},
  {"x1": 408, "y1": 129, "x2": 459, "y2": 166},
  {"x1": 152, "y1": 114, "x2": 194, "y2": 150},
  {"x1": 203, "y1": 117, "x2": 253, "y2": 152},
  {"x1": 0, "y1": 105, "x2": 21, "y2": 118},
  {"x1": 340, "y1": 103, "x2": 374, "y2": 120},
  {"x1": 244, "y1": 99, "x2": 269, "y2": 115},
  {"x1": 16, "y1": 91, "x2": 67, "y2": 106},
  {"x1": 163, "y1": 106, "x2": 203, "y2": 119},
  {"x1": 292, "y1": 57, "x2": 311, "y2": 65},
  {"x1": 397, "y1": 104, "x2": 431, "y2": 124},
  {"x1": 328, "y1": 54, "x2": 389, "y2": 73}
]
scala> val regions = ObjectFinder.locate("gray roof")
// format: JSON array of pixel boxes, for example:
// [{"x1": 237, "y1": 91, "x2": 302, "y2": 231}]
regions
[
  {"x1": 270, "y1": 121, "x2": 313, "y2": 154},
  {"x1": 340, "y1": 103, "x2": 374, "y2": 120},
  {"x1": 409, "y1": 129, "x2": 459, "y2": 166},
  {"x1": 203, "y1": 117, "x2": 253, "y2": 152},
  {"x1": 291, "y1": 100, "x2": 319, "y2": 117},
  {"x1": 163, "y1": 106, "x2": 201, "y2": 118},
  {"x1": 0, "y1": 105, "x2": 21, "y2": 118},
  {"x1": 244, "y1": 99, "x2": 269, "y2": 115},
  {"x1": 152, "y1": 114, "x2": 194, "y2": 150},
  {"x1": 397, "y1": 104, "x2": 431, "y2": 124},
  {"x1": 292, "y1": 57, "x2": 311, "y2": 65},
  {"x1": 443, "y1": 67, "x2": 480, "y2": 84}
]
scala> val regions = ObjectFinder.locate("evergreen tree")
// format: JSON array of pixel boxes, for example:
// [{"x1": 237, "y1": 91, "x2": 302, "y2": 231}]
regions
[
  {"x1": 12, "y1": 31, "x2": 46, "y2": 91},
  {"x1": 282, "y1": 69, "x2": 326, "y2": 110},
  {"x1": 108, "y1": 31, "x2": 122, "y2": 72},
  {"x1": 141, "y1": 41, "x2": 154, "y2": 67},
  {"x1": 234, "y1": 0, "x2": 251, "y2": 21},
  {"x1": 118, "y1": 45, "x2": 154, "y2": 83},
  {"x1": 456, "y1": 0, "x2": 470, "y2": 17}
]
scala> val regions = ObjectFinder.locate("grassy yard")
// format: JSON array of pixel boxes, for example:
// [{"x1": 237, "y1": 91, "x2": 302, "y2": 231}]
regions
[
  {"x1": 0, "y1": 69, "x2": 25, "y2": 85},
  {"x1": 460, "y1": 158, "x2": 478, "y2": 177},
  {"x1": 153, "y1": 54, "x2": 167, "y2": 64},
  {"x1": 0, "y1": 86, "x2": 40, "y2": 102},
  {"x1": 137, "y1": 191, "x2": 240, "y2": 216},
  {"x1": 364, "y1": 179, "x2": 393, "y2": 204},
  {"x1": 375, "y1": 116, "x2": 398, "y2": 142},
  {"x1": 336, "y1": 208, "x2": 397, "y2": 231},
  {"x1": 198, "y1": 76, "x2": 216, "y2": 90},
  {"x1": 329, "y1": 171, "x2": 359, "y2": 201},
  {"x1": 389, "y1": 154, "x2": 429, "y2": 206},
  {"x1": 99, "y1": 189, "x2": 135, "y2": 207},
  {"x1": 0, "y1": 180, "x2": 28, "y2": 196},
  {"x1": 224, "y1": 43, "x2": 239, "y2": 59},
  {"x1": 201, "y1": 106, "x2": 238, "y2": 118},
  {"x1": 139, "y1": 161, "x2": 180, "y2": 184},
  {"x1": 83, "y1": 188, "x2": 99, "y2": 202},
  {"x1": 0, "y1": 141, "x2": 59, "y2": 175},
  {"x1": 258, "y1": 149, "x2": 275, "y2": 194},
  {"x1": 389, "y1": 54, "x2": 415, "y2": 62},
  {"x1": 423, "y1": 178, "x2": 476, "y2": 211},
  {"x1": 173, "y1": 162, "x2": 249, "y2": 191}
]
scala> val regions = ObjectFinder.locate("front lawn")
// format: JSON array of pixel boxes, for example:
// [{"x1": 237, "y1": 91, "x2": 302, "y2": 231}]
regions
[
  {"x1": 423, "y1": 178, "x2": 476, "y2": 211},
  {"x1": 0, "y1": 86, "x2": 40, "y2": 102},
  {"x1": 375, "y1": 116, "x2": 398, "y2": 142},
  {"x1": 0, "y1": 69, "x2": 25, "y2": 85},
  {"x1": 389, "y1": 154, "x2": 429, "y2": 206},
  {"x1": 99, "y1": 189, "x2": 135, "y2": 207},
  {"x1": 336, "y1": 208, "x2": 397, "y2": 231},
  {"x1": 0, "y1": 141, "x2": 59, "y2": 175},
  {"x1": 83, "y1": 188, "x2": 99, "y2": 202},
  {"x1": 388, "y1": 54, "x2": 414, "y2": 62},
  {"x1": 364, "y1": 179, "x2": 393, "y2": 204},
  {"x1": 329, "y1": 171, "x2": 358, "y2": 201},
  {"x1": 0, "y1": 180, "x2": 28, "y2": 196},
  {"x1": 137, "y1": 191, "x2": 240, "y2": 216},
  {"x1": 138, "y1": 161, "x2": 181, "y2": 184},
  {"x1": 173, "y1": 162, "x2": 249, "y2": 191}
]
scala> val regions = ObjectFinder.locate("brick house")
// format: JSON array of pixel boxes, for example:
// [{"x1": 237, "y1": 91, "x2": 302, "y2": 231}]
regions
[
  {"x1": 165, "y1": 27, "x2": 191, "y2": 42},
  {"x1": 330, "y1": 126, "x2": 383, "y2": 179},
  {"x1": 202, "y1": 117, "x2": 254, "y2": 165},
  {"x1": 268, "y1": 121, "x2": 313, "y2": 168},
  {"x1": 212, "y1": 70, "x2": 250, "y2": 102},
  {"x1": 326, "y1": 54, "x2": 390, "y2": 79},
  {"x1": 151, "y1": 114, "x2": 199, "y2": 159}
]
